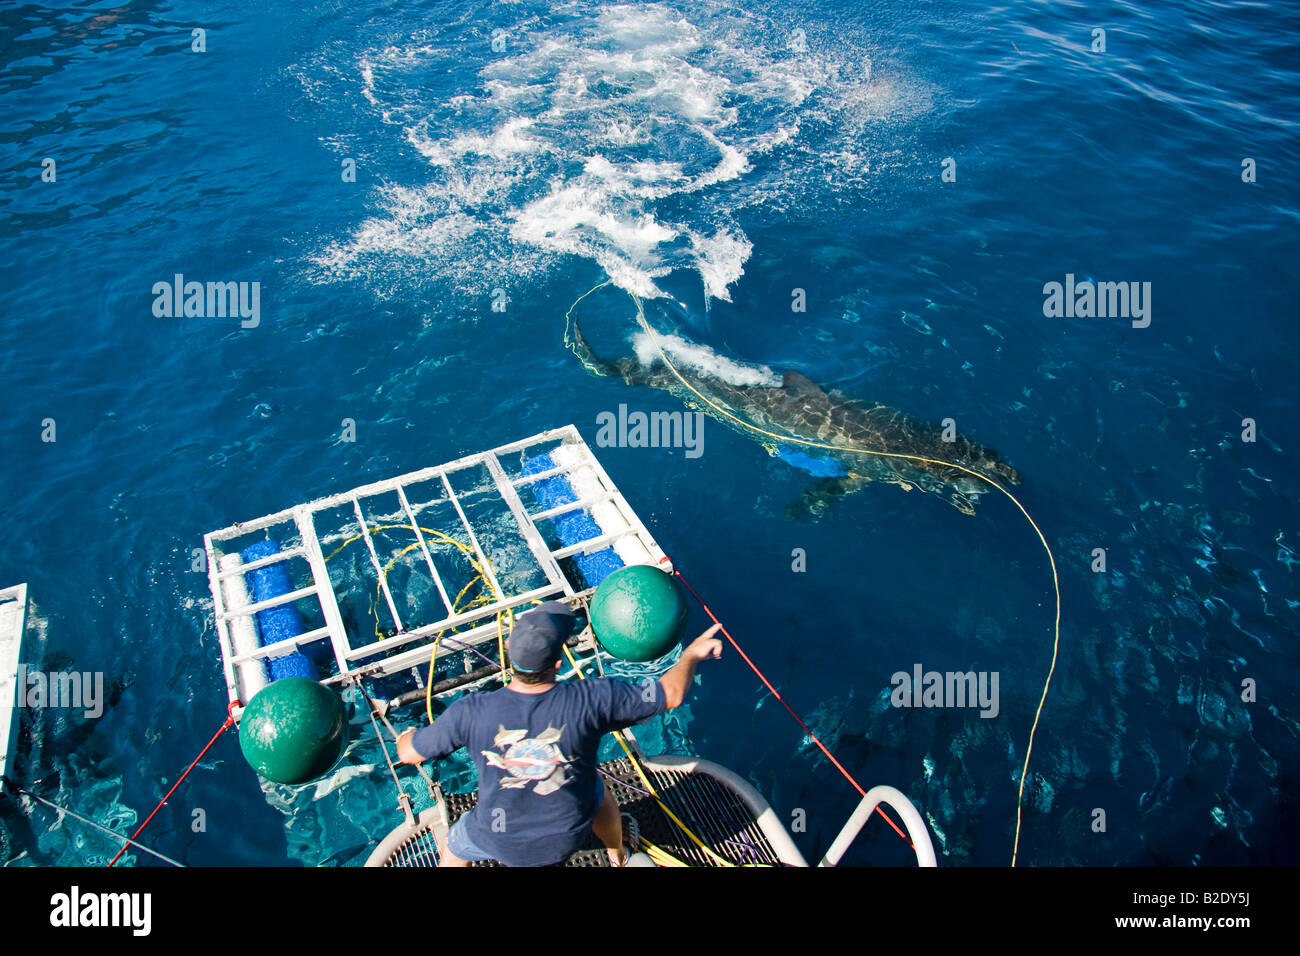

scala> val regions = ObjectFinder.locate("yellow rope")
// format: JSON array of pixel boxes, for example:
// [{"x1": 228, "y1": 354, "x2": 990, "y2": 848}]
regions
[
  {"x1": 563, "y1": 279, "x2": 614, "y2": 373},
  {"x1": 423, "y1": 587, "x2": 499, "y2": 723},
  {"x1": 424, "y1": 589, "x2": 498, "y2": 723},
  {"x1": 425, "y1": 552, "x2": 512, "y2": 718},
  {"x1": 324, "y1": 520, "x2": 501, "y2": 721},
  {"x1": 496, "y1": 607, "x2": 513, "y2": 686},
  {"x1": 426, "y1": 635, "x2": 442, "y2": 724},
  {"x1": 324, "y1": 524, "x2": 477, "y2": 563},
  {"x1": 585, "y1": 288, "x2": 1060, "y2": 867},
  {"x1": 641, "y1": 839, "x2": 688, "y2": 867},
  {"x1": 324, "y1": 523, "x2": 490, "y2": 641},
  {"x1": 450, "y1": 574, "x2": 484, "y2": 613}
]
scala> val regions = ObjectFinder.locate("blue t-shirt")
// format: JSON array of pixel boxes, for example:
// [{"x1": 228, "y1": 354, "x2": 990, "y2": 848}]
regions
[{"x1": 412, "y1": 677, "x2": 666, "y2": 866}]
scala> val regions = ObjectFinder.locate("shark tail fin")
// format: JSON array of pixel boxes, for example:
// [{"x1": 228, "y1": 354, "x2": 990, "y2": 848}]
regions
[{"x1": 569, "y1": 313, "x2": 636, "y2": 380}]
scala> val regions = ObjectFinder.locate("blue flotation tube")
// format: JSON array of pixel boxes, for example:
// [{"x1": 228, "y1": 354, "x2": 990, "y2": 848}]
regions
[
  {"x1": 241, "y1": 539, "x2": 317, "y2": 681},
  {"x1": 522, "y1": 453, "x2": 623, "y2": 588}
]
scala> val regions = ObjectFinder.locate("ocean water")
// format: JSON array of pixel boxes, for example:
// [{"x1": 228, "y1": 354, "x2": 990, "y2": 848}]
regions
[{"x1": 1, "y1": 0, "x2": 1297, "y2": 866}]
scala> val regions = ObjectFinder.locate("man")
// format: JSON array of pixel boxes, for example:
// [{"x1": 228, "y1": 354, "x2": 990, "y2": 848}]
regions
[{"x1": 396, "y1": 599, "x2": 723, "y2": 867}]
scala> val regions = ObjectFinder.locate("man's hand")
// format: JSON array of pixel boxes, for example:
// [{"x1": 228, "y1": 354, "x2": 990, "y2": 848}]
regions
[
  {"x1": 685, "y1": 623, "x2": 723, "y2": 662},
  {"x1": 661, "y1": 624, "x2": 723, "y2": 710},
  {"x1": 396, "y1": 728, "x2": 424, "y2": 765}
]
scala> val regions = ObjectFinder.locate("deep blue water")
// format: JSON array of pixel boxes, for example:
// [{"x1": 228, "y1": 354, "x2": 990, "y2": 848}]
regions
[{"x1": 1, "y1": 0, "x2": 1297, "y2": 866}]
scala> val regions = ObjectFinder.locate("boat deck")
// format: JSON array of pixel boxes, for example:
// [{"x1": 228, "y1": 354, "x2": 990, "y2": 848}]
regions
[{"x1": 374, "y1": 755, "x2": 795, "y2": 867}]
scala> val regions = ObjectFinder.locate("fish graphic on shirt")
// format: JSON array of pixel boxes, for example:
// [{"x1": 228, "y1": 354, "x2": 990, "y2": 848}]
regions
[{"x1": 482, "y1": 724, "x2": 573, "y2": 796}]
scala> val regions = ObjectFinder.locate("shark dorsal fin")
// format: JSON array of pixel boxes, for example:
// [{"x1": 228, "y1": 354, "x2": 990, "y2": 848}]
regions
[{"x1": 782, "y1": 369, "x2": 824, "y2": 396}]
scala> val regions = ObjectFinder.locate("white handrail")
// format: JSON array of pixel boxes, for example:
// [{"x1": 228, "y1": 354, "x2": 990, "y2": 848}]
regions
[{"x1": 818, "y1": 785, "x2": 938, "y2": 867}]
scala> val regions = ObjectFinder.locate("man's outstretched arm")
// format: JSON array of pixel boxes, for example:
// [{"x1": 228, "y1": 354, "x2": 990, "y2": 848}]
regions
[
  {"x1": 659, "y1": 623, "x2": 723, "y2": 710},
  {"x1": 396, "y1": 702, "x2": 466, "y2": 765}
]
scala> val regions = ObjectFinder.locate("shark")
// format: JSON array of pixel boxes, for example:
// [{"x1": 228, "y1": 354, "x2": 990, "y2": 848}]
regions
[{"x1": 570, "y1": 315, "x2": 1021, "y2": 516}]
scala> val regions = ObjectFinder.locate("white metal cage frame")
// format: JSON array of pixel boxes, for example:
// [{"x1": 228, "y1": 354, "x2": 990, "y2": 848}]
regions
[
  {"x1": 203, "y1": 426, "x2": 670, "y2": 718},
  {"x1": 0, "y1": 583, "x2": 28, "y2": 794}
]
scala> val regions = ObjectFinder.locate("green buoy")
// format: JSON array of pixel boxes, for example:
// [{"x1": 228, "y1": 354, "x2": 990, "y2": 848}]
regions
[
  {"x1": 589, "y1": 564, "x2": 688, "y2": 662},
  {"x1": 238, "y1": 677, "x2": 346, "y2": 785}
]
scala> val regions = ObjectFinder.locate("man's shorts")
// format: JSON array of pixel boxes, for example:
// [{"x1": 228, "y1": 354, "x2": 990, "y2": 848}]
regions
[
  {"x1": 444, "y1": 813, "x2": 496, "y2": 863},
  {"x1": 442, "y1": 778, "x2": 608, "y2": 865}
]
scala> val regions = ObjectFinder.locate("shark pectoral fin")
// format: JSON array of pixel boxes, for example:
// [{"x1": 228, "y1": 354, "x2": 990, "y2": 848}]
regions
[
  {"x1": 948, "y1": 491, "x2": 977, "y2": 516},
  {"x1": 784, "y1": 474, "x2": 870, "y2": 520}
]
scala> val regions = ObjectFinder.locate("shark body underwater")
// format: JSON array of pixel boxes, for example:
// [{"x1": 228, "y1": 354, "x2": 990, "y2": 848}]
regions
[{"x1": 570, "y1": 315, "x2": 1021, "y2": 517}]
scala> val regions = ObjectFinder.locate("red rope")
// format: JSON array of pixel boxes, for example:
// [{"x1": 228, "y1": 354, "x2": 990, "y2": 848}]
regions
[
  {"x1": 670, "y1": 564, "x2": 913, "y2": 848},
  {"x1": 107, "y1": 704, "x2": 238, "y2": 867}
]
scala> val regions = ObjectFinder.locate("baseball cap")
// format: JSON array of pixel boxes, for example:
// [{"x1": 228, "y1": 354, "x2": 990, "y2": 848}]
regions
[{"x1": 508, "y1": 601, "x2": 579, "y2": 672}]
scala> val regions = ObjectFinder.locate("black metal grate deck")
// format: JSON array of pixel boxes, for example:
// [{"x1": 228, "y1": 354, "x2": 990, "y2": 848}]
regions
[{"x1": 381, "y1": 757, "x2": 787, "y2": 867}]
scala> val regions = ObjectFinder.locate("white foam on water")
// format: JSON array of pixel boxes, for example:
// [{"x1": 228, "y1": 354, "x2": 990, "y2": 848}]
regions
[
  {"x1": 686, "y1": 228, "x2": 753, "y2": 303},
  {"x1": 509, "y1": 181, "x2": 680, "y2": 299},
  {"x1": 308, "y1": 1, "x2": 923, "y2": 303},
  {"x1": 408, "y1": 116, "x2": 544, "y2": 166},
  {"x1": 631, "y1": 330, "x2": 780, "y2": 387}
]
